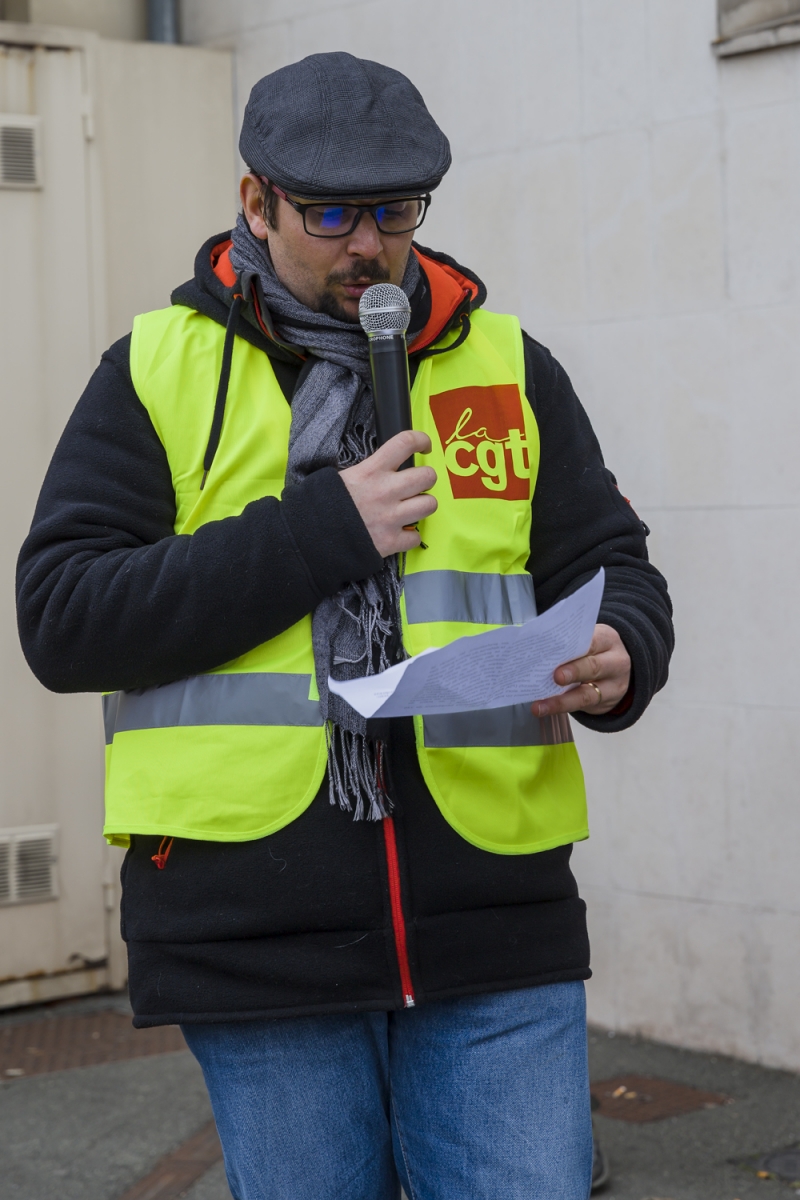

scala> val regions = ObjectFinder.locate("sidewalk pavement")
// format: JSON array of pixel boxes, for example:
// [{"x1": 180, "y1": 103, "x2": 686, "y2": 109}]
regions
[
  {"x1": 1, "y1": 990, "x2": 798, "y2": 1200},
  {"x1": 589, "y1": 1027, "x2": 800, "y2": 1200}
]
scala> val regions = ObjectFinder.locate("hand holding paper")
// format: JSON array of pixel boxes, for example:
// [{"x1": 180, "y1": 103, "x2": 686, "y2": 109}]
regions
[{"x1": 329, "y1": 569, "x2": 605, "y2": 720}]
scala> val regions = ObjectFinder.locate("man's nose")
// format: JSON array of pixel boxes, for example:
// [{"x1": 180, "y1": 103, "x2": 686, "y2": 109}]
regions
[{"x1": 346, "y1": 212, "x2": 383, "y2": 258}]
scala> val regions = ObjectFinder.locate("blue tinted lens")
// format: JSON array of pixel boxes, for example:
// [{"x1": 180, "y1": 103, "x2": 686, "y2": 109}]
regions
[
  {"x1": 376, "y1": 201, "x2": 418, "y2": 230},
  {"x1": 319, "y1": 206, "x2": 346, "y2": 229}
]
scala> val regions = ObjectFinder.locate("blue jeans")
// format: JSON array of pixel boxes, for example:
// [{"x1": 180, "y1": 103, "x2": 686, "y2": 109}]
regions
[{"x1": 182, "y1": 981, "x2": 592, "y2": 1200}]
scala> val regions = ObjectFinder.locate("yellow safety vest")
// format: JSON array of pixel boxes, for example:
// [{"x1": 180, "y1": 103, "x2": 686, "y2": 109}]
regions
[{"x1": 103, "y1": 304, "x2": 587, "y2": 855}]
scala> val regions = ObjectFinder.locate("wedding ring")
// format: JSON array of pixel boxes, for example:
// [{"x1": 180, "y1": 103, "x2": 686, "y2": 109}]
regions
[{"x1": 586, "y1": 682, "x2": 603, "y2": 706}]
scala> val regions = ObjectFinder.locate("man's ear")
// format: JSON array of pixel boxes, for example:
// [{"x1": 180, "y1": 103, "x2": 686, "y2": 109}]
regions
[{"x1": 240, "y1": 173, "x2": 270, "y2": 240}]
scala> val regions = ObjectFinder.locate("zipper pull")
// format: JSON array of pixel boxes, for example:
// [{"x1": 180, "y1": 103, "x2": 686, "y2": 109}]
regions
[{"x1": 151, "y1": 837, "x2": 174, "y2": 870}]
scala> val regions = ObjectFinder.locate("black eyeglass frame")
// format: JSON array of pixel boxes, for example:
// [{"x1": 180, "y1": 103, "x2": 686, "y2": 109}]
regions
[{"x1": 265, "y1": 180, "x2": 431, "y2": 239}]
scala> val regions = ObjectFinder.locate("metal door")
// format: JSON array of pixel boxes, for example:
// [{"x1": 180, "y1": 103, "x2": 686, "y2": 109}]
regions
[{"x1": 0, "y1": 33, "x2": 123, "y2": 1006}]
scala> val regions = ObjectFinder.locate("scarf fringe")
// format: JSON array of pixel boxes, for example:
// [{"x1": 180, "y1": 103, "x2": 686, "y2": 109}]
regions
[
  {"x1": 326, "y1": 723, "x2": 392, "y2": 822},
  {"x1": 324, "y1": 562, "x2": 403, "y2": 820},
  {"x1": 332, "y1": 568, "x2": 401, "y2": 673},
  {"x1": 340, "y1": 422, "x2": 375, "y2": 467}
]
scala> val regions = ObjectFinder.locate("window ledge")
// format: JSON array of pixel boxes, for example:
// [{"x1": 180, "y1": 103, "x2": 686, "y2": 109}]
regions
[{"x1": 714, "y1": 18, "x2": 800, "y2": 56}]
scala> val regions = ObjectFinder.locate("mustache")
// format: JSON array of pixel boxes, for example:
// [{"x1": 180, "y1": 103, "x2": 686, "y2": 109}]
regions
[{"x1": 325, "y1": 261, "x2": 391, "y2": 287}]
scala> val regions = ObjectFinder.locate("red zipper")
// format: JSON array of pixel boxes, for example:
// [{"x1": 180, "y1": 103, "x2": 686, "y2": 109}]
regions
[{"x1": 382, "y1": 817, "x2": 415, "y2": 1008}]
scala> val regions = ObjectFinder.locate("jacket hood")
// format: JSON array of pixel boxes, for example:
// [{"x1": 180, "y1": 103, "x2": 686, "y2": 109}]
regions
[{"x1": 171, "y1": 232, "x2": 487, "y2": 359}]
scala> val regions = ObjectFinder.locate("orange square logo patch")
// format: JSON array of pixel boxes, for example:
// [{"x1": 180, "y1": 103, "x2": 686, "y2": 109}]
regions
[{"x1": 429, "y1": 384, "x2": 531, "y2": 500}]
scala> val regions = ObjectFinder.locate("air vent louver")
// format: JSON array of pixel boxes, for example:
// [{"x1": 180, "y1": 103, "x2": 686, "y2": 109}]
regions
[
  {"x1": 0, "y1": 827, "x2": 58, "y2": 904},
  {"x1": 0, "y1": 116, "x2": 42, "y2": 190},
  {"x1": 0, "y1": 842, "x2": 10, "y2": 905},
  {"x1": 17, "y1": 837, "x2": 55, "y2": 899}
]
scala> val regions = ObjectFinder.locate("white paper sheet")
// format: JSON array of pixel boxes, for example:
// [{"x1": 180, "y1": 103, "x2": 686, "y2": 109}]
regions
[{"x1": 328, "y1": 568, "x2": 604, "y2": 719}]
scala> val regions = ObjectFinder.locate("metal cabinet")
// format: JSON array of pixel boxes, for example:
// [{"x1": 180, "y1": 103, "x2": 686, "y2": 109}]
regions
[{"x1": 0, "y1": 21, "x2": 234, "y2": 1007}]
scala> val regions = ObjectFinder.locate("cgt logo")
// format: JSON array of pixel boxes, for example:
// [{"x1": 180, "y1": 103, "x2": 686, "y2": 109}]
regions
[{"x1": 429, "y1": 384, "x2": 531, "y2": 500}]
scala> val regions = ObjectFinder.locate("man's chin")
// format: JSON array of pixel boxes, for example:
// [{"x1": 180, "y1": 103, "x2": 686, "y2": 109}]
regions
[{"x1": 316, "y1": 292, "x2": 361, "y2": 324}]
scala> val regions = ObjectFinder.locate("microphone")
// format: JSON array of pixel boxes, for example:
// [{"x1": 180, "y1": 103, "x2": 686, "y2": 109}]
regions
[{"x1": 359, "y1": 283, "x2": 413, "y2": 469}]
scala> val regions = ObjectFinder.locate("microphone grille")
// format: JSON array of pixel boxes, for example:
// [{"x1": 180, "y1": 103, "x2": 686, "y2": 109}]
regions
[{"x1": 358, "y1": 283, "x2": 411, "y2": 335}]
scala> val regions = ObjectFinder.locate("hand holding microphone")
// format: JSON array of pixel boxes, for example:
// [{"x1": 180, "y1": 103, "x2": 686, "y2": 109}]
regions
[
  {"x1": 339, "y1": 283, "x2": 437, "y2": 556},
  {"x1": 358, "y1": 283, "x2": 415, "y2": 463},
  {"x1": 340, "y1": 430, "x2": 436, "y2": 556}
]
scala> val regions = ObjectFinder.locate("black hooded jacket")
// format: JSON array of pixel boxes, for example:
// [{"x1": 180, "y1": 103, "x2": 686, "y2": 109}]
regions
[{"x1": 16, "y1": 235, "x2": 673, "y2": 1025}]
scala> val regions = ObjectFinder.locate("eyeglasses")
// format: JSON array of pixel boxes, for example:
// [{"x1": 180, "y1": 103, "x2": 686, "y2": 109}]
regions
[{"x1": 266, "y1": 181, "x2": 431, "y2": 239}]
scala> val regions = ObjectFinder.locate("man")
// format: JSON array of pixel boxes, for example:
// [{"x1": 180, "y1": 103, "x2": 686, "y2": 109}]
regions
[{"x1": 17, "y1": 52, "x2": 672, "y2": 1200}]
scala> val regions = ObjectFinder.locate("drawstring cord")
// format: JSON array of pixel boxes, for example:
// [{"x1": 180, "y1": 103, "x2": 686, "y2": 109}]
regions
[
  {"x1": 200, "y1": 279, "x2": 305, "y2": 491},
  {"x1": 151, "y1": 836, "x2": 174, "y2": 870},
  {"x1": 417, "y1": 310, "x2": 471, "y2": 359},
  {"x1": 200, "y1": 292, "x2": 243, "y2": 489}
]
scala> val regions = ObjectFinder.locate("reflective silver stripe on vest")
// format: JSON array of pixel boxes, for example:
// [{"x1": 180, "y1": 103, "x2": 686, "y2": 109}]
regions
[
  {"x1": 404, "y1": 571, "x2": 536, "y2": 626},
  {"x1": 103, "y1": 673, "x2": 322, "y2": 744},
  {"x1": 423, "y1": 707, "x2": 573, "y2": 748}
]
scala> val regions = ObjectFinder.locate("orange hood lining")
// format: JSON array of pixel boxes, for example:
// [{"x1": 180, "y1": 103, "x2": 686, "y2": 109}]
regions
[
  {"x1": 408, "y1": 248, "x2": 477, "y2": 353},
  {"x1": 209, "y1": 241, "x2": 477, "y2": 353},
  {"x1": 211, "y1": 239, "x2": 236, "y2": 288}
]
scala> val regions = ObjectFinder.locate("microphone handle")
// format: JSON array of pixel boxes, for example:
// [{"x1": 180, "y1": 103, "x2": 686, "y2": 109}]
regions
[{"x1": 368, "y1": 333, "x2": 413, "y2": 469}]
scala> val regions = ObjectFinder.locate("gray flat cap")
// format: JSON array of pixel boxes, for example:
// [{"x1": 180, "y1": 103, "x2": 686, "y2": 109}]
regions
[{"x1": 239, "y1": 51, "x2": 451, "y2": 200}]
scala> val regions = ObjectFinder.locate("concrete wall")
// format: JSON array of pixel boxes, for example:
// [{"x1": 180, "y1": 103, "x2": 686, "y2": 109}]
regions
[{"x1": 182, "y1": 0, "x2": 800, "y2": 1071}]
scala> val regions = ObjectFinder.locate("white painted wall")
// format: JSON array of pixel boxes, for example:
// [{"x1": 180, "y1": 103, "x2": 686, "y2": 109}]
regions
[{"x1": 181, "y1": 0, "x2": 800, "y2": 1072}]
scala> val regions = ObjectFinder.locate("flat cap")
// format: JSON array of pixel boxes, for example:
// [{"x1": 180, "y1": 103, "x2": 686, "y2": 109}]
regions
[{"x1": 239, "y1": 51, "x2": 451, "y2": 200}]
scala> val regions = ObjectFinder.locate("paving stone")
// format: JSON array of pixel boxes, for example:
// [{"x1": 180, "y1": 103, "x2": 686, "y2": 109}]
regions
[
  {"x1": 0, "y1": 1051, "x2": 213, "y2": 1200},
  {"x1": 0, "y1": 1010, "x2": 186, "y2": 1078},
  {"x1": 183, "y1": 1160, "x2": 233, "y2": 1200}
]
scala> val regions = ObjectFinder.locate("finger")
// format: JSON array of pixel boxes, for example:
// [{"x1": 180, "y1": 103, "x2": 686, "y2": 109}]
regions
[
  {"x1": 553, "y1": 624, "x2": 626, "y2": 687},
  {"x1": 554, "y1": 653, "x2": 602, "y2": 687},
  {"x1": 532, "y1": 680, "x2": 625, "y2": 718},
  {"x1": 397, "y1": 492, "x2": 438, "y2": 524},
  {"x1": 371, "y1": 430, "x2": 432, "y2": 471},
  {"x1": 393, "y1": 525, "x2": 428, "y2": 553},
  {"x1": 391, "y1": 465, "x2": 437, "y2": 499}
]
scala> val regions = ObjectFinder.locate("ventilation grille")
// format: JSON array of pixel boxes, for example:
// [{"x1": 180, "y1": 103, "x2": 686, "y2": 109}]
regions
[
  {"x1": 0, "y1": 116, "x2": 42, "y2": 190},
  {"x1": 0, "y1": 827, "x2": 58, "y2": 905},
  {"x1": 0, "y1": 842, "x2": 10, "y2": 905}
]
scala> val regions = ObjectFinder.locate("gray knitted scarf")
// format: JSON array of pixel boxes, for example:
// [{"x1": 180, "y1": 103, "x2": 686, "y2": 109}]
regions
[{"x1": 230, "y1": 214, "x2": 421, "y2": 820}]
